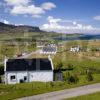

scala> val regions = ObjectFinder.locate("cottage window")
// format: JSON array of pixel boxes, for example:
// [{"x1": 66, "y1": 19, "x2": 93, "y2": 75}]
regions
[
  {"x1": 24, "y1": 76, "x2": 27, "y2": 81},
  {"x1": 10, "y1": 75, "x2": 16, "y2": 80}
]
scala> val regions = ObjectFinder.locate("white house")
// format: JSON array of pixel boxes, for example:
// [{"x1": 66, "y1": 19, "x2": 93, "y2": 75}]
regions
[
  {"x1": 4, "y1": 57, "x2": 54, "y2": 84},
  {"x1": 70, "y1": 46, "x2": 80, "y2": 52},
  {"x1": 36, "y1": 42, "x2": 44, "y2": 48},
  {"x1": 40, "y1": 44, "x2": 57, "y2": 54}
]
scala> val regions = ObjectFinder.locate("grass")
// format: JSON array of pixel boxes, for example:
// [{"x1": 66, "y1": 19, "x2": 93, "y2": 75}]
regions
[
  {"x1": 0, "y1": 42, "x2": 36, "y2": 61},
  {"x1": 0, "y1": 34, "x2": 100, "y2": 99},
  {"x1": 0, "y1": 74, "x2": 100, "y2": 100},
  {"x1": 65, "y1": 92, "x2": 100, "y2": 100},
  {"x1": 28, "y1": 40, "x2": 100, "y2": 70},
  {"x1": 52, "y1": 40, "x2": 100, "y2": 70}
]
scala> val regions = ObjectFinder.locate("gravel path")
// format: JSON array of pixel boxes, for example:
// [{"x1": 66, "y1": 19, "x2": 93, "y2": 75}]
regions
[
  {"x1": 17, "y1": 50, "x2": 41, "y2": 58},
  {"x1": 17, "y1": 83, "x2": 100, "y2": 100}
]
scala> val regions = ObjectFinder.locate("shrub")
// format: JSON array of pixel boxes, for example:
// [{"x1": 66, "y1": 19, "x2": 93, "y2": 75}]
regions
[
  {"x1": 56, "y1": 61, "x2": 63, "y2": 70},
  {"x1": 67, "y1": 64, "x2": 74, "y2": 70},
  {"x1": 86, "y1": 72, "x2": 94, "y2": 81},
  {"x1": 67, "y1": 74, "x2": 79, "y2": 84},
  {"x1": 50, "y1": 82, "x2": 54, "y2": 87},
  {"x1": 0, "y1": 65, "x2": 4, "y2": 75},
  {"x1": 63, "y1": 72, "x2": 70, "y2": 81},
  {"x1": 74, "y1": 74, "x2": 79, "y2": 83},
  {"x1": 0, "y1": 76, "x2": 1, "y2": 83},
  {"x1": 68, "y1": 75, "x2": 75, "y2": 83}
]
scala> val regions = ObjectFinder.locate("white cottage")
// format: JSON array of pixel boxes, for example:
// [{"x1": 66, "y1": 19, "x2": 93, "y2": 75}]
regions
[
  {"x1": 4, "y1": 58, "x2": 54, "y2": 84},
  {"x1": 70, "y1": 46, "x2": 80, "y2": 52}
]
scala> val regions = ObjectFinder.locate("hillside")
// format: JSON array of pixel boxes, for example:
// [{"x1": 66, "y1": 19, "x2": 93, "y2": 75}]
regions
[
  {"x1": 0, "y1": 22, "x2": 41, "y2": 34},
  {"x1": 0, "y1": 22, "x2": 99, "y2": 42}
]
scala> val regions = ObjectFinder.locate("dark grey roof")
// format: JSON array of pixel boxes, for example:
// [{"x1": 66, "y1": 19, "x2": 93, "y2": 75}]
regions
[
  {"x1": 6, "y1": 58, "x2": 52, "y2": 71},
  {"x1": 43, "y1": 46, "x2": 56, "y2": 52}
]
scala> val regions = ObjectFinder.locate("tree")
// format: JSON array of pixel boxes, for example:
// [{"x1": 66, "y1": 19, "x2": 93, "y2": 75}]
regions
[{"x1": 15, "y1": 38, "x2": 22, "y2": 42}]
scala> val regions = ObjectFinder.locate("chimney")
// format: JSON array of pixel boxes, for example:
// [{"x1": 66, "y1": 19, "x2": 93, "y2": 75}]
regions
[
  {"x1": 48, "y1": 55, "x2": 51, "y2": 60},
  {"x1": 48, "y1": 55, "x2": 54, "y2": 70},
  {"x1": 4, "y1": 56, "x2": 8, "y2": 72}
]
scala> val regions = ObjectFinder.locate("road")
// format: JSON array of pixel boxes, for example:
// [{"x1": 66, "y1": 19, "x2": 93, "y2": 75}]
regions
[
  {"x1": 17, "y1": 50, "x2": 41, "y2": 59},
  {"x1": 0, "y1": 50, "x2": 41, "y2": 65},
  {"x1": 17, "y1": 83, "x2": 100, "y2": 100}
]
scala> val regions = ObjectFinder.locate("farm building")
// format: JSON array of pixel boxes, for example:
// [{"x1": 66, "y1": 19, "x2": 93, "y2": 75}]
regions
[
  {"x1": 40, "y1": 44, "x2": 57, "y2": 54},
  {"x1": 70, "y1": 46, "x2": 80, "y2": 52},
  {"x1": 4, "y1": 57, "x2": 54, "y2": 84}
]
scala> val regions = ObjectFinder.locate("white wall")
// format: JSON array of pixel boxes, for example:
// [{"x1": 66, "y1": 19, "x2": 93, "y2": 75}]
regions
[
  {"x1": 29, "y1": 71, "x2": 53, "y2": 82},
  {"x1": 5, "y1": 71, "x2": 53, "y2": 84},
  {"x1": 5, "y1": 72, "x2": 27, "y2": 84},
  {"x1": 40, "y1": 51, "x2": 57, "y2": 54}
]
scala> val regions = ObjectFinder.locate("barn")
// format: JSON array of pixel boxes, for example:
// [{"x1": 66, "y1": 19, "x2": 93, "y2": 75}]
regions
[{"x1": 4, "y1": 58, "x2": 54, "y2": 84}]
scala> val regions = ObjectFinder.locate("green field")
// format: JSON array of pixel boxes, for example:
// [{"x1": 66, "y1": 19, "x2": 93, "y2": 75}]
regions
[
  {"x1": 65, "y1": 92, "x2": 100, "y2": 100},
  {"x1": 0, "y1": 33, "x2": 100, "y2": 100},
  {"x1": 0, "y1": 74, "x2": 100, "y2": 100}
]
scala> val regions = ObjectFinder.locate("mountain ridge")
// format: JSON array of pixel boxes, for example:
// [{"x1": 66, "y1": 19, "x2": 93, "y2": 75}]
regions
[{"x1": 0, "y1": 22, "x2": 42, "y2": 34}]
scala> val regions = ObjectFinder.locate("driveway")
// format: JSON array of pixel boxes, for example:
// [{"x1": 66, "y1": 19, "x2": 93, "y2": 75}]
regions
[
  {"x1": 17, "y1": 83, "x2": 100, "y2": 100},
  {"x1": 17, "y1": 50, "x2": 41, "y2": 58}
]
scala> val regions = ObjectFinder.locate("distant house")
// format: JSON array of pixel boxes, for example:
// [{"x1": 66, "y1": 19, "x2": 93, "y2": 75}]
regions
[
  {"x1": 40, "y1": 44, "x2": 57, "y2": 54},
  {"x1": 70, "y1": 46, "x2": 80, "y2": 52},
  {"x1": 4, "y1": 57, "x2": 54, "y2": 84},
  {"x1": 36, "y1": 42, "x2": 44, "y2": 48}
]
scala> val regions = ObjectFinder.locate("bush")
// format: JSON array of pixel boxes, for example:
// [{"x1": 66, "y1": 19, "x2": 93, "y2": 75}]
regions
[
  {"x1": 0, "y1": 65, "x2": 4, "y2": 75},
  {"x1": 63, "y1": 72, "x2": 70, "y2": 81},
  {"x1": 67, "y1": 64, "x2": 74, "y2": 70},
  {"x1": 74, "y1": 74, "x2": 79, "y2": 83},
  {"x1": 68, "y1": 75, "x2": 75, "y2": 83},
  {"x1": 0, "y1": 76, "x2": 1, "y2": 83},
  {"x1": 86, "y1": 72, "x2": 93, "y2": 81},
  {"x1": 67, "y1": 74, "x2": 79, "y2": 84},
  {"x1": 50, "y1": 82, "x2": 54, "y2": 87},
  {"x1": 56, "y1": 61, "x2": 63, "y2": 70}
]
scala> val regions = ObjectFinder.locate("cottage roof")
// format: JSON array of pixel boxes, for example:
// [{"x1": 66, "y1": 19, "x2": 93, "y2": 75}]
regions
[
  {"x1": 6, "y1": 58, "x2": 52, "y2": 71},
  {"x1": 43, "y1": 46, "x2": 57, "y2": 52}
]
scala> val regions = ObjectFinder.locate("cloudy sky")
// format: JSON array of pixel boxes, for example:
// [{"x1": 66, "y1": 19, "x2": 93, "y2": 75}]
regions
[{"x1": 0, "y1": 0, "x2": 100, "y2": 33}]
